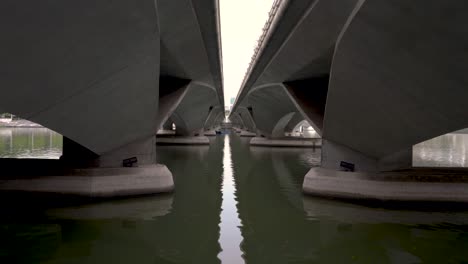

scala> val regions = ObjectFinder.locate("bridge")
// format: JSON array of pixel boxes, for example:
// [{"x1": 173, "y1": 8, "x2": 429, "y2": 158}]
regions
[
  {"x1": 229, "y1": 0, "x2": 468, "y2": 202},
  {"x1": 0, "y1": 0, "x2": 224, "y2": 197}
]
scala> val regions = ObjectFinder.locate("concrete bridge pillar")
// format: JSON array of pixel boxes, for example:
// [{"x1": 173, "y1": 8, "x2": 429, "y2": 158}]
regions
[
  {"x1": 320, "y1": 140, "x2": 412, "y2": 173},
  {"x1": 1, "y1": 135, "x2": 174, "y2": 198}
]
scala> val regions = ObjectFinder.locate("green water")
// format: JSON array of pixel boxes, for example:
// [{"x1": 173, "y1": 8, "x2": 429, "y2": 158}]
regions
[
  {"x1": 0, "y1": 127, "x2": 62, "y2": 159},
  {"x1": 1, "y1": 131, "x2": 468, "y2": 263}
]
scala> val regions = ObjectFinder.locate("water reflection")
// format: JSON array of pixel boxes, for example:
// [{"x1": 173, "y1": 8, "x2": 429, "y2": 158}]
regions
[
  {"x1": 218, "y1": 136, "x2": 244, "y2": 263},
  {"x1": 47, "y1": 195, "x2": 173, "y2": 220},
  {"x1": 155, "y1": 139, "x2": 223, "y2": 264},
  {"x1": 0, "y1": 127, "x2": 62, "y2": 159},
  {"x1": 0, "y1": 136, "x2": 223, "y2": 264},
  {"x1": 414, "y1": 133, "x2": 468, "y2": 167},
  {"x1": 250, "y1": 146, "x2": 319, "y2": 212},
  {"x1": 1, "y1": 131, "x2": 468, "y2": 263},
  {"x1": 232, "y1": 134, "x2": 468, "y2": 263}
]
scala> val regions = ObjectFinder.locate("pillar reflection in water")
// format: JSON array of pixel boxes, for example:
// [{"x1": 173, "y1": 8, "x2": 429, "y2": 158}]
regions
[
  {"x1": 232, "y1": 135, "x2": 468, "y2": 263},
  {"x1": 218, "y1": 135, "x2": 244, "y2": 264}
]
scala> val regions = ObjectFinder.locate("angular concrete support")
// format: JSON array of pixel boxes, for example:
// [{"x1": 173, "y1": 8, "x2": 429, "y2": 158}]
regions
[
  {"x1": 283, "y1": 77, "x2": 329, "y2": 135},
  {"x1": 203, "y1": 107, "x2": 224, "y2": 130},
  {"x1": 247, "y1": 84, "x2": 299, "y2": 137},
  {"x1": 271, "y1": 112, "x2": 296, "y2": 138},
  {"x1": 161, "y1": 119, "x2": 174, "y2": 131},
  {"x1": 236, "y1": 107, "x2": 257, "y2": 132},
  {"x1": 62, "y1": 135, "x2": 161, "y2": 168},
  {"x1": 229, "y1": 112, "x2": 246, "y2": 130},
  {"x1": 170, "y1": 82, "x2": 219, "y2": 136},
  {"x1": 321, "y1": 139, "x2": 412, "y2": 172},
  {"x1": 284, "y1": 112, "x2": 307, "y2": 135},
  {"x1": 250, "y1": 137, "x2": 321, "y2": 148},
  {"x1": 324, "y1": 0, "x2": 468, "y2": 162},
  {"x1": 98, "y1": 136, "x2": 158, "y2": 168},
  {"x1": 156, "y1": 76, "x2": 190, "y2": 130},
  {"x1": 0, "y1": 1, "x2": 162, "y2": 156}
]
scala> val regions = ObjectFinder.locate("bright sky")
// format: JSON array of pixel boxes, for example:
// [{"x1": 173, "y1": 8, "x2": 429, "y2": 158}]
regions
[{"x1": 220, "y1": 0, "x2": 275, "y2": 106}]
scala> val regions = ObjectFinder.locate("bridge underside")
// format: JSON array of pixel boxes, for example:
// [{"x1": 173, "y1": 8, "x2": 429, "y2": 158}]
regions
[
  {"x1": 229, "y1": 0, "x2": 468, "y2": 203},
  {"x1": 0, "y1": 0, "x2": 224, "y2": 197},
  {"x1": 232, "y1": 0, "x2": 468, "y2": 170}
]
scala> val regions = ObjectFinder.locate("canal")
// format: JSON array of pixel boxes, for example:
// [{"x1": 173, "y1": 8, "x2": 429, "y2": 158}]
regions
[{"x1": 1, "y1": 127, "x2": 468, "y2": 263}]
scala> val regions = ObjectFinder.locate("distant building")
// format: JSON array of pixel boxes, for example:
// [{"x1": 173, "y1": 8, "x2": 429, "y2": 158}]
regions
[{"x1": 228, "y1": 97, "x2": 235, "y2": 111}]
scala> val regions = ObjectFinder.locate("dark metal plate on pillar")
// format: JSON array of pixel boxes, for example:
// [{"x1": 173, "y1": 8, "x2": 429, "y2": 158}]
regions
[
  {"x1": 340, "y1": 161, "x2": 355, "y2": 172},
  {"x1": 123, "y1": 157, "x2": 138, "y2": 167}
]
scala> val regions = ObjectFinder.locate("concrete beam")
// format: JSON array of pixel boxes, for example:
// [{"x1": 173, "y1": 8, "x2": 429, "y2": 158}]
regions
[
  {"x1": 156, "y1": 76, "x2": 191, "y2": 131},
  {"x1": 284, "y1": 112, "x2": 307, "y2": 134},
  {"x1": 170, "y1": 82, "x2": 218, "y2": 136},
  {"x1": 283, "y1": 76, "x2": 329, "y2": 135},
  {"x1": 324, "y1": 0, "x2": 468, "y2": 161},
  {"x1": 246, "y1": 84, "x2": 298, "y2": 137},
  {"x1": 0, "y1": 0, "x2": 161, "y2": 155}
]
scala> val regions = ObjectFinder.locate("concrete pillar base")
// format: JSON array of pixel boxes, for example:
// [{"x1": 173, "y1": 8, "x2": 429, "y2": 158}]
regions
[
  {"x1": 303, "y1": 167, "x2": 468, "y2": 203},
  {"x1": 156, "y1": 136, "x2": 210, "y2": 145},
  {"x1": 239, "y1": 130, "x2": 257, "y2": 137},
  {"x1": 321, "y1": 140, "x2": 413, "y2": 172},
  {"x1": 250, "y1": 137, "x2": 321, "y2": 147},
  {"x1": 204, "y1": 130, "x2": 217, "y2": 136},
  {"x1": 156, "y1": 129, "x2": 176, "y2": 136},
  {"x1": 0, "y1": 164, "x2": 174, "y2": 198}
]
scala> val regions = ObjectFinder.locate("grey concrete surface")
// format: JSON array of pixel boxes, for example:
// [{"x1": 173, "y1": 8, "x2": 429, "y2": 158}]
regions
[
  {"x1": 283, "y1": 112, "x2": 306, "y2": 135},
  {"x1": 235, "y1": 107, "x2": 257, "y2": 132},
  {"x1": 323, "y1": 0, "x2": 468, "y2": 170},
  {"x1": 239, "y1": 130, "x2": 257, "y2": 137},
  {"x1": 231, "y1": 0, "x2": 468, "y2": 179},
  {"x1": 250, "y1": 137, "x2": 321, "y2": 148},
  {"x1": 0, "y1": 0, "x2": 162, "y2": 155},
  {"x1": 0, "y1": 164, "x2": 174, "y2": 198},
  {"x1": 156, "y1": 78, "x2": 190, "y2": 131},
  {"x1": 230, "y1": 0, "x2": 358, "y2": 139},
  {"x1": 0, "y1": 0, "x2": 224, "y2": 197},
  {"x1": 203, "y1": 107, "x2": 224, "y2": 130},
  {"x1": 246, "y1": 84, "x2": 299, "y2": 137},
  {"x1": 158, "y1": 0, "x2": 225, "y2": 136},
  {"x1": 156, "y1": 136, "x2": 210, "y2": 145},
  {"x1": 98, "y1": 136, "x2": 157, "y2": 168},
  {"x1": 303, "y1": 167, "x2": 468, "y2": 203},
  {"x1": 271, "y1": 112, "x2": 295, "y2": 138},
  {"x1": 157, "y1": 129, "x2": 176, "y2": 136},
  {"x1": 0, "y1": 0, "x2": 223, "y2": 154},
  {"x1": 204, "y1": 129, "x2": 217, "y2": 136},
  {"x1": 229, "y1": 112, "x2": 246, "y2": 130},
  {"x1": 169, "y1": 82, "x2": 219, "y2": 136}
]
